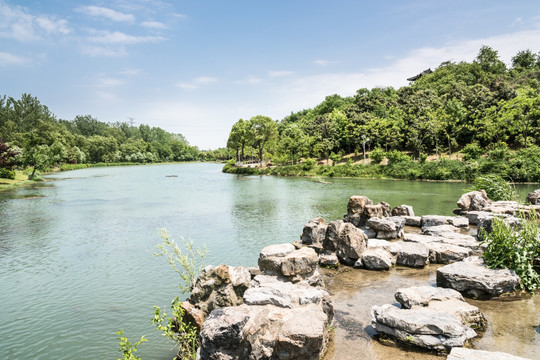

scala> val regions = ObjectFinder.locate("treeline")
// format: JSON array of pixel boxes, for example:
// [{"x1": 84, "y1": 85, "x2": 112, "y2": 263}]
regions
[
  {"x1": 0, "y1": 94, "x2": 231, "y2": 178},
  {"x1": 226, "y1": 46, "x2": 540, "y2": 166}
]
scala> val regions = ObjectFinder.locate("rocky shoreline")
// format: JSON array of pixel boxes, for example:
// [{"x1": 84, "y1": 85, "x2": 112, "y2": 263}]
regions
[{"x1": 182, "y1": 189, "x2": 539, "y2": 360}]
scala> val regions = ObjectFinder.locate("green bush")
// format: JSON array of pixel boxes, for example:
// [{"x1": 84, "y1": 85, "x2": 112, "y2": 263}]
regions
[
  {"x1": 462, "y1": 143, "x2": 484, "y2": 161},
  {"x1": 468, "y1": 174, "x2": 516, "y2": 201},
  {"x1": 369, "y1": 147, "x2": 385, "y2": 164},
  {"x1": 481, "y1": 211, "x2": 540, "y2": 292},
  {"x1": 386, "y1": 150, "x2": 410, "y2": 164},
  {"x1": 302, "y1": 158, "x2": 316, "y2": 171},
  {"x1": 0, "y1": 168, "x2": 16, "y2": 179}
]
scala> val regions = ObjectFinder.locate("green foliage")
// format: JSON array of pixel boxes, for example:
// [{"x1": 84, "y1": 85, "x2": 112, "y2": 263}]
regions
[
  {"x1": 0, "y1": 168, "x2": 16, "y2": 179},
  {"x1": 461, "y1": 143, "x2": 484, "y2": 161},
  {"x1": 481, "y1": 211, "x2": 540, "y2": 292},
  {"x1": 369, "y1": 147, "x2": 385, "y2": 164},
  {"x1": 155, "y1": 229, "x2": 207, "y2": 294},
  {"x1": 302, "y1": 158, "x2": 316, "y2": 171},
  {"x1": 385, "y1": 150, "x2": 410, "y2": 164},
  {"x1": 115, "y1": 329, "x2": 147, "y2": 360},
  {"x1": 329, "y1": 152, "x2": 341, "y2": 166},
  {"x1": 467, "y1": 174, "x2": 516, "y2": 201},
  {"x1": 152, "y1": 298, "x2": 199, "y2": 360}
]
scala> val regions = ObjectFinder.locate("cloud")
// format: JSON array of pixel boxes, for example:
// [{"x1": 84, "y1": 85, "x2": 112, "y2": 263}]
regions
[
  {"x1": 81, "y1": 45, "x2": 127, "y2": 57},
  {"x1": 268, "y1": 70, "x2": 294, "y2": 77},
  {"x1": 97, "y1": 77, "x2": 125, "y2": 87},
  {"x1": 176, "y1": 82, "x2": 198, "y2": 89},
  {"x1": 175, "y1": 76, "x2": 218, "y2": 89},
  {"x1": 172, "y1": 13, "x2": 188, "y2": 19},
  {"x1": 76, "y1": 6, "x2": 135, "y2": 22},
  {"x1": 87, "y1": 30, "x2": 165, "y2": 44},
  {"x1": 314, "y1": 59, "x2": 340, "y2": 66},
  {"x1": 141, "y1": 21, "x2": 167, "y2": 29},
  {"x1": 233, "y1": 76, "x2": 263, "y2": 84},
  {"x1": 0, "y1": 2, "x2": 71, "y2": 41},
  {"x1": 0, "y1": 51, "x2": 30, "y2": 66},
  {"x1": 194, "y1": 76, "x2": 218, "y2": 84}
]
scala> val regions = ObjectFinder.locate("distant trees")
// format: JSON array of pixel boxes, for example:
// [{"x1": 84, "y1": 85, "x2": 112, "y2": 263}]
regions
[{"x1": 224, "y1": 46, "x2": 540, "y2": 167}]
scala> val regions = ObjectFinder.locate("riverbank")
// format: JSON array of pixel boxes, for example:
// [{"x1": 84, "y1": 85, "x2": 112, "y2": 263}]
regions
[
  {"x1": 223, "y1": 151, "x2": 540, "y2": 183},
  {"x1": 0, "y1": 170, "x2": 36, "y2": 191}
]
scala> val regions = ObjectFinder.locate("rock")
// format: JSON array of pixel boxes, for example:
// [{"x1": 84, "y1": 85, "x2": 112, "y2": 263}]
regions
[
  {"x1": 394, "y1": 242, "x2": 429, "y2": 268},
  {"x1": 447, "y1": 216, "x2": 469, "y2": 228},
  {"x1": 364, "y1": 201, "x2": 392, "y2": 219},
  {"x1": 189, "y1": 265, "x2": 252, "y2": 318},
  {"x1": 367, "y1": 238, "x2": 393, "y2": 251},
  {"x1": 404, "y1": 216, "x2": 422, "y2": 227},
  {"x1": 367, "y1": 216, "x2": 406, "y2": 232},
  {"x1": 427, "y1": 242, "x2": 473, "y2": 264},
  {"x1": 361, "y1": 226, "x2": 378, "y2": 239},
  {"x1": 280, "y1": 247, "x2": 319, "y2": 278},
  {"x1": 391, "y1": 205, "x2": 415, "y2": 217},
  {"x1": 182, "y1": 300, "x2": 206, "y2": 330},
  {"x1": 258, "y1": 243, "x2": 296, "y2": 274},
  {"x1": 463, "y1": 211, "x2": 492, "y2": 225},
  {"x1": 343, "y1": 212, "x2": 363, "y2": 227},
  {"x1": 457, "y1": 190, "x2": 492, "y2": 212},
  {"x1": 422, "y1": 224, "x2": 459, "y2": 234},
  {"x1": 247, "y1": 266, "x2": 263, "y2": 279},
  {"x1": 362, "y1": 248, "x2": 394, "y2": 270},
  {"x1": 324, "y1": 220, "x2": 345, "y2": 251},
  {"x1": 301, "y1": 217, "x2": 327, "y2": 251},
  {"x1": 319, "y1": 252, "x2": 339, "y2": 267},
  {"x1": 198, "y1": 303, "x2": 330, "y2": 360},
  {"x1": 404, "y1": 233, "x2": 482, "y2": 252},
  {"x1": 447, "y1": 347, "x2": 533, "y2": 360},
  {"x1": 335, "y1": 222, "x2": 367, "y2": 265},
  {"x1": 526, "y1": 189, "x2": 540, "y2": 205},
  {"x1": 477, "y1": 214, "x2": 520, "y2": 238},
  {"x1": 421, "y1": 215, "x2": 447, "y2": 227},
  {"x1": 243, "y1": 285, "x2": 293, "y2": 308},
  {"x1": 347, "y1": 195, "x2": 373, "y2": 214},
  {"x1": 371, "y1": 304, "x2": 477, "y2": 351},
  {"x1": 395, "y1": 286, "x2": 464, "y2": 309},
  {"x1": 436, "y1": 256, "x2": 521, "y2": 298}
]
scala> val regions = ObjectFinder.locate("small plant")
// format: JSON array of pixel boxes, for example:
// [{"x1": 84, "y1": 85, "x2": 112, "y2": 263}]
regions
[
  {"x1": 369, "y1": 147, "x2": 385, "y2": 164},
  {"x1": 302, "y1": 158, "x2": 316, "y2": 171},
  {"x1": 481, "y1": 210, "x2": 540, "y2": 292},
  {"x1": 467, "y1": 174, "x2": 516, "y2": 201},
  {"x1": 461, "y1": 142, "x2": 484, "y2": 161},
  {"x1": 116, "y1": 329, "x2": 147, "y2": 360}
]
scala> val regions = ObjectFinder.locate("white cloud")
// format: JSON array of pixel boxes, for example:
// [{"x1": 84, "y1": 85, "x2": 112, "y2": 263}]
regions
[
  {"x1": 268, "y1": 70, "x2": 294, "y2": 77},
  {"x1": 77, "y1": 6, "x2": 135, "y2": 22},
  {"x1": 87, "y1": 30, "x2": 165, "y2": 44},
  {"x1": 233, "y1": 76, "x2": 263, "y2": 84},
  {"x1": 81, "y1": 45, "x2": 127, "y2": 57},
  {"x1": 0, "y1": 2, "x2": 70, "y2": 41},
  {"x1": 175, "y1": 82, "x2": 198, "y2": 89},
  {"x1": 141, "y1": 21, "x2": 167, "y2": 29},
  {"x1": 172, "y1": 13, "x2": 188, "y2": 19},
  {"x1": 194, "y1": 76, "x2": 218, "y2": 84},
  {"x1": 314, "y1": 59, "x2": 340, "y2": 66},
  {"x1": 0, "y1": 51, "x2": 30, "y2": 66},
  {"x1": 175, "y1": 76, "x2": 218, "y2": 89},
  {"x1": 97, "y1": 77, "x2": 125, "y2": 87}
]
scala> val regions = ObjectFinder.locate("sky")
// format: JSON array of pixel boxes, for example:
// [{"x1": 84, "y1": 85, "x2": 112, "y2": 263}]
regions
[{"x1": 1, "y1": 1, "x2": 540, "y2": 149}]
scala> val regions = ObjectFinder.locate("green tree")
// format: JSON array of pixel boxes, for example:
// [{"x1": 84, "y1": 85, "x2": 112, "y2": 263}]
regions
[
  {"x1": 250, "y1": 115, "x2": 278, "y2": 166},
  {"x1": 227, "y1": 118, "x2": 253, "y2": 163},
  {"x1": 474, "y1": 45, "x2": 507, "y2": 75}
]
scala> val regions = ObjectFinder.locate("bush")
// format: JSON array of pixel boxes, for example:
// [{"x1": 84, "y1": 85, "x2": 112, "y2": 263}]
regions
[
  {"x1": 467, "y1": 174, "x2": 516, "y2": 201},
  {"x1": 0, "y1": 168, "x2": 16, "y2": 179},
  {"x1": 385, "y1": 150, "x2": 410, "y2": 164},
  {"x1": 462, "y1": 143, "x2": 484, "y2": 161},
  {"x1": 302, "y1": 158, "x2": 316, "y2": 171},
  {"x1": 369, "y1": 147, "x2": 385, "y2": 164},
  {"x1": 481, "y1": 211, "x2": 540, "y2": 292}
]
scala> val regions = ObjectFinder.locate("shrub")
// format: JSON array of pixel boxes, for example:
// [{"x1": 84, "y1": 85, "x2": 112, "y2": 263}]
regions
[
  {"x1": 369, "y1": 147, "x2": 385, "y2": 164},
  {"x1": 481, "y1": 211, "x2": 540, "y2": 292},
  {"x1": 302, "y1": 158, "x2": 316, "y2": 171},
  {"x1": 0, "y1": 168, "x2": 16, "y2": 179},
  {"x1": 467, "y1": 174, "x2": 516, "y2": 201},
  {"x1": 462, "y1": 143, "x2": 484, "y2": 161},
  {"x1": 385, "y1": 150, "x2": 410, "y2": 164}
]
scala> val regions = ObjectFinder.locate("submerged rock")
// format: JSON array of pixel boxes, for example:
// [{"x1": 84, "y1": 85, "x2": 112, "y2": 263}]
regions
[
  {"x1": 447, "y1": 347, "x2": 532, "y2": 360},
  {"x1": 436, "y1": 256, "x2": 521, "y2": 299}
]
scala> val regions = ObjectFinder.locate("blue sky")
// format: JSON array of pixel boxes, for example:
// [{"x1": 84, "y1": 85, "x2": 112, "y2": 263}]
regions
[{"x1": 2, "y1": 0, "x2": 540, "y2": 149}]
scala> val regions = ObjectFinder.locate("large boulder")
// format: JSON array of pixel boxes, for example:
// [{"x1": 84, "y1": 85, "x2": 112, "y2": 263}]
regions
[
  {"x1": 361, "y1": 247, "x2": 394, "y2": 270},
  {"x1": 324, "y1": 220, "x2": 345, "y2": 252},
  {"x1": 343, "y1": 196, "x2": 391, "y2": 227},
  {"x1": 301, "y1": 217, "x2": 327, "y2": 252},
  {"x1": 335, "y1": 222, "x2": 367, "y2": 265},
  {"x1": 526, "y1": 189, "x2": 540, "y2": 205},
  {"x1": 347, "y1": 195, "x2": 373, "y2": 214},
  {"x1": 421, "y1": 215, "x2": 447, "y2": 227},
  {"x1": 457, "y1": 190, "x2": 492, "y2": 212},
  {"x1": 364, "y1": 201, "x2": 391, "y2": 219},
  {"x1": 391, "y1": 204, "x2": 415, "y2": 217},
  {"x1": 258, "y1": 244, "x2": 321, "y2": 284},
  {"x1": 447, "y1": 347, "x2": 532, "y2": 360},
  {"x1": 404, "y1": 233, "x2": 482, "y2": 252},
  {"x1": 436, "y1": 256, "x2": 521, "y2": 298},
  {"x1": 189, "y1": 265, "x2": 252, "y2": 320},
  {"x1": 392, "y1": 241, "x2": 429, "y2": 268},
  {"x1": 371, "y1": 286, "x2": 485, "y2": 351},
  {"x1": 366, "y1": 216, "x2": 405, "y2": 240}
]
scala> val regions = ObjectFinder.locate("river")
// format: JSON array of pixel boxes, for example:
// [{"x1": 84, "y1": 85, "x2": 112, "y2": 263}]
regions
[{"x1": 0, "y1": 163, "x2": 537, "y2": 359}]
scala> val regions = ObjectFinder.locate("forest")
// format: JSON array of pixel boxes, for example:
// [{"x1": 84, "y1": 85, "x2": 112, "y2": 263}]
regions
[
  {"x1": 224, "y1": 46, "x2": 540, "y2": 182},
  {"x1": 0, "y1": 96, "x2": 230, "y2": 179}
]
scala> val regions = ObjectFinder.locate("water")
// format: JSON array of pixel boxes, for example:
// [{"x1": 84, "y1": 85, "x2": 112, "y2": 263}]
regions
[{"x1": 0, "y1": 163, "x2": 537, "y2": 359}]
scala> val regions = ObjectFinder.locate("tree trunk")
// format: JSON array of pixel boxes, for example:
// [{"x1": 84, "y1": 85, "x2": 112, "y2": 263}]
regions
[
  {"x1": 29, "y1": 166, "x2": 36, "y2": 180},
  {"x1": 259, "y1": 146, "x2": 263, "y2": 167}
]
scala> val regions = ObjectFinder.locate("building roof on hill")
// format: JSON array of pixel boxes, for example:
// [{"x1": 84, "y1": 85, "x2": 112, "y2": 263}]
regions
[{"x1": 407, "y1": 68, "x2": 433, "y2": 81}]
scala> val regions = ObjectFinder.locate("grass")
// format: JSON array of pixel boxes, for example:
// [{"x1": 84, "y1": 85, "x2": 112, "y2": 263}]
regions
[{"x1": 0, "y1": 170, "x2": 34, "y2": 191}]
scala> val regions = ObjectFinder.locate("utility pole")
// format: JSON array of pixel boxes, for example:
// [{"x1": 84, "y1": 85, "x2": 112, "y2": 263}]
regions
[{"x1": 127, "y1": 117, "x2": 136, "y2": 127}]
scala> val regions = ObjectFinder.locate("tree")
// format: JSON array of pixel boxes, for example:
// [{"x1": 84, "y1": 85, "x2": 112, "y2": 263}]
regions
[
  {"x1": 512, "y1": 49, "x2": 538, "y2": 70},
  {"x1": 227, "y1": 119, "x2": 253, "y2": 163},
  {"x1": 250, "y1": 115, "x2": 278, "y2": 166},
  {"x1": 474, "y1": 45, "x2": 506, "y2": 75},
  {"x1": 0, "y1": 139, "x2": 21, "y2": 169}
]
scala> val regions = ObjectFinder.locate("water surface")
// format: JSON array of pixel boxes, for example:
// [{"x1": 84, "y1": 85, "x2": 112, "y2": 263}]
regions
[{"x1": 0, "y1": 163, "x2": 537, "y2": 359}]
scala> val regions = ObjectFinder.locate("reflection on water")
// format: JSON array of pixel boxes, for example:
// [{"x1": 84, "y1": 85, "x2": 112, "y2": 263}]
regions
[{"x1": 0, "y1": 163, "x2": 537, "y2": 360}]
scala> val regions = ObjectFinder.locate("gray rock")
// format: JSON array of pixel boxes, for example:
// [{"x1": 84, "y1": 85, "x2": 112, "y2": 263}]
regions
[
  {"x1": 347, "y1": 195, "x2": 373, "y2": 214},
  {"x1": 343, "y1": 212, "x2": 364, "y2": 227},
  {"x1": 404, "y1": 233, "x2": 482, "y2": 251},
  {"x1": 404, "y1": 216, "x2": 422, "y2": 227},
  {"x1": 301, "y1": 217, "x2": 327, "y2": 251},
  {"x1": 395, "y1": 286, "x2": 464, "y2": 309},
  {"x1": 394, "y1": 241, "x2": 429, "y2": 268},
  {"x1": 436, "y1": 256, "x2": 521, "y2": 298},
  {"x1": 463, "y1": 211, "x2": 492, "y2": 225},
  {"x1": 258, "y1": 243, "x2": 296, "y2": 274},
  {"x1": 391, "y1": 204, "x2": 415, "y2": 217},
  {"x1": 447, "y1": 216, "x2": 469, "y2": 228},
  {"x1": 477, "y1": 214, "x2": 520, "y2": 239},
  {"x1": 364, "y1": 201, "x2": 392, "y2": 219},
  {"x1": 335, "y1": 222, "x2": 367, "y2": 265},
  {"x1": 447, "y1": 347, "x2": 532, "y2": 360},
  {"x1": 324, "y1": 220, "x2": 345, "y2": 251},
  {"x1": 367, "y1": 216, "x2": 406, "y2": 232},
  {"x1": 427, "y1": 242, "x2": 472, "y2": 264},
  {"x1": 367, "y1": 238, "x2": 393, "y2": 251},
  {"x1": 258, "y1": 244, "x2": 319, "y2": 283},
  {"x1": 422, "y1": 224, "x2": 460, "y2": 235},
  {"x1": 362, "y1": 248, "x2": 394, "y2": 270},
  {"x1": 457, "y1": 190, "x2": 492, "y2": 212},
  {"x1": 319, "y1": 252, "x2": 339, "y2": 267},
  {"x1": 243, "y1": 286, "x2": 293, "y2": 308},
  {"x1": 421, "y1": 215, "x2": 447, "y2": 227},
  {"x1": 371, "y1": 304, "x2": 477, "y2": 351},
  {"x1": 280, "y1": 247, "x2": 319, "y2": 277},
  {"x1": 526, "y1": 189, "x2": 540, "y2": 205},
  {"x1": 190, "y1": 264, "x2": 252, "y2": 318}
]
